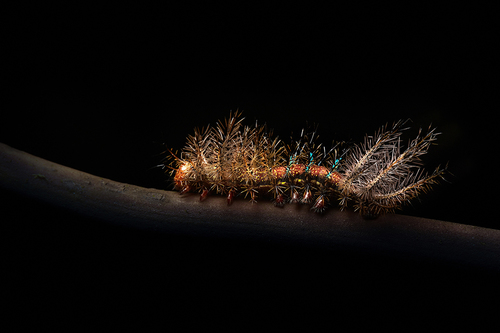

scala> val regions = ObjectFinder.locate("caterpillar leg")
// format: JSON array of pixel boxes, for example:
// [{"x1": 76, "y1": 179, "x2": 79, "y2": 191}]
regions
[
  {"x1": 227, "y1": 189, "x2": 236, "y2": 205},
  {"x1": 311, "y1": 195, "x2": 326, "y2": 212},
  {"x1": 200, "y1": 188, "x2": 209, "y2": 201},
  {"x1": 274, "y1": 194, "x2": 285, "y2": 207}
]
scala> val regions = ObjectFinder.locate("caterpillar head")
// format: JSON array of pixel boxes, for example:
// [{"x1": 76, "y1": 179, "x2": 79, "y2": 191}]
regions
[{"x1": 174, "y1": 162, "x2": 192, "y2": 188}]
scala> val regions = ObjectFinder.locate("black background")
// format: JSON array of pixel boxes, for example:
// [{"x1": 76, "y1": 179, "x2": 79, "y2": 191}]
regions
[
  {"x1": 3, "y1": 3, "x2": 498, "y2": 329},
  {"x1": 3, "y1": 3, "x2": 497, "y2": 227}
]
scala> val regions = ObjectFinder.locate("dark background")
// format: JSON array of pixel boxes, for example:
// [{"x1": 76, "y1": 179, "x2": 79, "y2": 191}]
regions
[
  {"x1": 3, "y1": 3, "x2": 496, "y2": 228},
  {"x1": 3, "y1": 4, "x2": 498, "y2": 329}
]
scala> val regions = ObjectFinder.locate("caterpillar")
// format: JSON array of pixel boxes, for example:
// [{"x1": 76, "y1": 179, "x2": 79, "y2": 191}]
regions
[{"x1": 166, "y1": 111, "x2": 447, "y2": 218}]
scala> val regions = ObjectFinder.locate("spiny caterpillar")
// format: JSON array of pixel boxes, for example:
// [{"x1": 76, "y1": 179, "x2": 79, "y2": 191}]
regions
[{"x1": 166, "y1": 111, "x2": 447, "y2": 218}]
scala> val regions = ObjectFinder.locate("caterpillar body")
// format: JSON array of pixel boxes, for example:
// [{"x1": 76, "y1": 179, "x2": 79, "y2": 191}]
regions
[{"x1": 167, "y1": 111, "x2": 446, "y2": 218}]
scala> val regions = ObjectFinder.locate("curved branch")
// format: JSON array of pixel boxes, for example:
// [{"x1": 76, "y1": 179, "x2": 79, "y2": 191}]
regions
[{"x1": 1, "y1": 142, "x2": 499, "y2": 271}]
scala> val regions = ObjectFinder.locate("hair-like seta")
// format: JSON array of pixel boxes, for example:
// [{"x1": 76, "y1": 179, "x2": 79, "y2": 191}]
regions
[{"x1": 337, "y1": 120, "x2": 447, "y2": 217}]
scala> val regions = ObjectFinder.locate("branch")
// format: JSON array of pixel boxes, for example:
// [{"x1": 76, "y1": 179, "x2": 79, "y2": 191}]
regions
[{"x1": 1, "y1": 142, "x2": 499, "y2": 271}]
